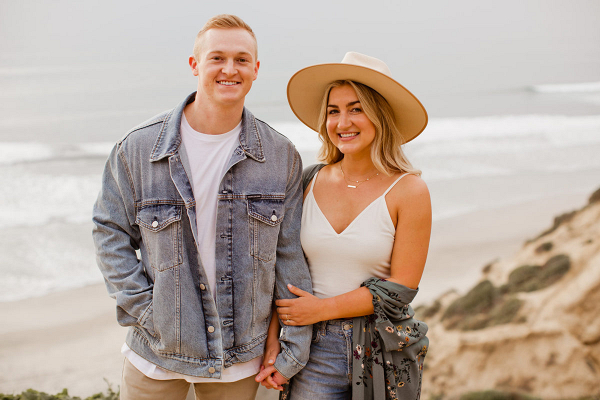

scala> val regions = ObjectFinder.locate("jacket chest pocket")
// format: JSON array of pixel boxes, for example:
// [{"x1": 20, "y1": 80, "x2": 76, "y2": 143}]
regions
[
  {"x1": 247, "y1": 197, "x2": 285, "y2": 262},
  {"x1": 136, "y1": 203, "x2": 183, "y2": 271}
]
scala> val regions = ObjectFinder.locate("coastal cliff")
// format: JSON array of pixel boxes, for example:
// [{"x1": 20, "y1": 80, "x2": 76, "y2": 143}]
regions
[{"x1": 419, "y1": 188, "x2": 600, "y2": 400}]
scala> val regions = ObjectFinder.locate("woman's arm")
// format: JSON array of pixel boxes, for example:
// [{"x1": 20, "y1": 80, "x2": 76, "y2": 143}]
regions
[{"x1": 277, "y1": 175, "x2": 431, "y2": 326}]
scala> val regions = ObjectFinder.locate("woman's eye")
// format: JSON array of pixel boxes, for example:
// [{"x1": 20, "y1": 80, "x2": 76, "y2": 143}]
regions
[
  {"x1": 351, "y1": 107, "x2": 362, "y2": 113},
  {"x1": 328, "y1": 109, "x2": 339, "y2": 115}
]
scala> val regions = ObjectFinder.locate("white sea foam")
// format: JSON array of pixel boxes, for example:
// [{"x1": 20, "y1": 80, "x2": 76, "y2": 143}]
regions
[
  {"x1": 530, "y1": 81, "x2": 600, "y2": 93},
  {"x1": 0, "y1": 170, "x2": 102, "y2": 229},
  {"x1": 0, "y1": 141, "x2": 114, "y2": 165},
  {"x1": 0, "y1": 142, "x2": 56, "y2": 164}
]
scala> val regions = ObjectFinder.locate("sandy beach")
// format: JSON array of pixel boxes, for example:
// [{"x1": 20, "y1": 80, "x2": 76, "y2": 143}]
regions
[{"x1": 1, "y1": 188, "x2": 593, "y2": 398}]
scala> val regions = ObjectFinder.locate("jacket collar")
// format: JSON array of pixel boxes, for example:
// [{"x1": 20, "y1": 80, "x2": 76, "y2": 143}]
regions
[{"x1": 150, "y1": 92, "x2": 265, "y2": 163}]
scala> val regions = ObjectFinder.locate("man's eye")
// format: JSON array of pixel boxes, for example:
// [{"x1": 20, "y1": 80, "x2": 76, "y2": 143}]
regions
[{"x1": 238, "y1": 58, "x2": 248, "y2": 63}]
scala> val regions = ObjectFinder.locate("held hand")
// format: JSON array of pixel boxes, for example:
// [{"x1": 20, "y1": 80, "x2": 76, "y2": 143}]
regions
[
  {"x1": 276, "y1": 284, "x2": 326, "y2": 326},
  {"x1": 255, "y1": 365, "x2": 286, "y2": 390},
  {"x1": 257, "y1": 334, "x2": 281, "y2": 390}
]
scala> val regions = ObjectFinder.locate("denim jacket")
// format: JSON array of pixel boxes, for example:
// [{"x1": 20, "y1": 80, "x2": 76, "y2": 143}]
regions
[{"x1": 92, "y1": 92, "x2": 312, "y2": 379}]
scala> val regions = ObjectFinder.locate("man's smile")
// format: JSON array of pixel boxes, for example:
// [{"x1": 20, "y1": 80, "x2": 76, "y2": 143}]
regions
[{"x1": 218, "y1": 80, "x2": 241, "y2": 86}]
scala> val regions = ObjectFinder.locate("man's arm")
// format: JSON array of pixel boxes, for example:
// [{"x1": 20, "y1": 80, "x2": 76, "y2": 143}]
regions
[
  {"x1": 270, "y1": 149, "x2": 313, "y2": 380},
  {"x1": 92, "y1": 143, "x2": 155, "y2": 334}
]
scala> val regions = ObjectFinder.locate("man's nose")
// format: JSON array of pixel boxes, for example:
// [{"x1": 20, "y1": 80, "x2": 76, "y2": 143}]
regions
[{"x1": 222, "y1": 60, "x2": 236, "y2": 76}]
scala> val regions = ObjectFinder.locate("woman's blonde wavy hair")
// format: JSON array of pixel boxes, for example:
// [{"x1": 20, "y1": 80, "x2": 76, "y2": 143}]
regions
[{"x1": 316, "y1": 80, "x2": 420, "y2": 177}]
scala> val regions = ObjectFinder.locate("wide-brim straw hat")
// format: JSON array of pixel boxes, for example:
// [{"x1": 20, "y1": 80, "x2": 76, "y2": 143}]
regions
[{"x1": 287, "y1": 51, "x2": 428, "y2": 143}]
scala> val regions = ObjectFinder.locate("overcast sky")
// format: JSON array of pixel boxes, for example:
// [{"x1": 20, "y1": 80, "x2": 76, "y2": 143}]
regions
[{"x1": 1, "y1": 0, "x2": 599, "y2": 122}]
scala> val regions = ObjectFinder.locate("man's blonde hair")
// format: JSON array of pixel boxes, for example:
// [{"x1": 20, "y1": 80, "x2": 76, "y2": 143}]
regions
[
  {"x1": 193, "y1": 14, "x2": 257, "y2": 60},
  {"x1": 316, "y1": 80, "x2": 421, "y2": 177}
]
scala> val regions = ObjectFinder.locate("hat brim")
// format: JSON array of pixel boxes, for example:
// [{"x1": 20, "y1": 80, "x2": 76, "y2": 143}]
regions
[{"x1": 287, "y1": 63, "x2": 428, "y2": 143}]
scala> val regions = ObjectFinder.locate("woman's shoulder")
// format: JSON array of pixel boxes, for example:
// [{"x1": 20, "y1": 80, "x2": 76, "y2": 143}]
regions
[
  {"x1": 386, "y1": 173, "x2": 431, "y2": 210},
  {"x1": 302, "y1": 163, "x2": 326, "y2": 192}
]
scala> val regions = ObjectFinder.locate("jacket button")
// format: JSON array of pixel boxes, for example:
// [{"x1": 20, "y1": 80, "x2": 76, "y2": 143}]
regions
[
  {"x1": 208, "y1": 326, "x2": 215, "y2": 333},
  {"x1": 208, "y1": 367, "x2": 216, "y2": 374},
  {"x1": 151, "y1": 220, "x2": 159, "y2": 228},
  {"x1": 200, "y1": 284, "x2": 206, "y2": 290},
  {"x1": 271, "y1": 214, "x2": 277, "y2": 221}
]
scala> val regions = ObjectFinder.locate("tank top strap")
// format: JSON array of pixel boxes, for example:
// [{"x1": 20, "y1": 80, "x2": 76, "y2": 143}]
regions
[
  {"x1": 308, "y1": 170, "x2": 321, "y2": 195},
  {"x1": 382, "y1": 173, "x2": 409, "y2": 196}
]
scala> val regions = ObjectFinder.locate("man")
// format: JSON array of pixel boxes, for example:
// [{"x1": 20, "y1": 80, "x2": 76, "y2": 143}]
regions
[{"x1": 93, "y1": 14, "x2": 311, "y2": 399}]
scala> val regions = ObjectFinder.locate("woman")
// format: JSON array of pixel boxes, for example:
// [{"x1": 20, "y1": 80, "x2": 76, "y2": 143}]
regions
[{"x1": 258, "y1": 52, "x2": 431, "y2": 400}]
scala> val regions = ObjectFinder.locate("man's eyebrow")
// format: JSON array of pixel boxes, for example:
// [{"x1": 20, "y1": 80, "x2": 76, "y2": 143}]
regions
[{"x1": 207, "y1": 50, "x2": 253, "y2": 57}]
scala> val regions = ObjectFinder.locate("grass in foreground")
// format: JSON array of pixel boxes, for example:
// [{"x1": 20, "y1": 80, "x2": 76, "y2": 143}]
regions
[{"x1": 0, "y1": 387, "x2": 118, "y2": 400}]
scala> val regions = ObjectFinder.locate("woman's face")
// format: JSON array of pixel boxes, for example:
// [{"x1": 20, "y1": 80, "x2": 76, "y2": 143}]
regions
[{"x1": 326, "y1": 84, "x2": 376, "y2": 158}]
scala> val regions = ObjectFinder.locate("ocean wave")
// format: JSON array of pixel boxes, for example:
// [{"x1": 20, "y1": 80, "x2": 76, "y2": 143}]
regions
[
  {"x1": 529, "y1": 81, "x2": 600, "y2": 93},
  {"x1": 0, "y1": 274, "x2": 103, "y2": 303},
  {"x1": 414, "y1": 114, "x2": 600, "y2": 143},
  {"x1": 0, "y1": 170, "x2": 101, "y2": 229},
  {"x1": 3, "y1": 114, "x2": 599, "y2": 166},
  {"x1": 0, "y1": 142, "x2": 114, "y2": 165}
]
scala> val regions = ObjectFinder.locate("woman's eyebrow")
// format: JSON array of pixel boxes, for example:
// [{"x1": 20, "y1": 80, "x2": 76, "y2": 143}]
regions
[{"x1": 327, "y1": 101, "x2": 360, "y2": 108}]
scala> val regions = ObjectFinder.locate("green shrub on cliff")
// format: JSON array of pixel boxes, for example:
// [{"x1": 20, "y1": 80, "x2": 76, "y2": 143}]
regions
[
  {"x1": 460, "y1": 390, "x2": 540, "y2": 400},
  {"x1": 508, "y1": 265, "x2": 543, "y2": 292},
  {"x1": 0, "y1": 387, "x2": 118, "y2": 400},
  {"x1": 507, "y1": 255, "x2": 571, "y2": 293},
  {"x1": 416, "y1": 300, "x2": 442, "y2": 319},
  {"x1": 441, "y1": 280, "x2": 513, "y2": 330},
  {"x1": 540, "y1": 254, "x2": 571, "y2": 286},
  {"x1": 443, "y1": 280, "x2": 498, "y2": 321}
]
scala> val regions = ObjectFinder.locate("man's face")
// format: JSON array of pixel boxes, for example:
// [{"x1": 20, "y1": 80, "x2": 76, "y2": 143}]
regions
[{"x1": 190, "y1": 28, "x2": 259, "y2": 109}]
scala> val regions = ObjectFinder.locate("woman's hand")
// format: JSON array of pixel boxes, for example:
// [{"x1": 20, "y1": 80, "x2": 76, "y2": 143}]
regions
[
  {"x1": 276, "y1": 284, "x2": 327, "y2": 326},
  {"x1": 257, "y1": 330, "x2": 284, "y2": 390},
  {"x1": 255, "y1": 364, "x2": 287, "y2": 391}
]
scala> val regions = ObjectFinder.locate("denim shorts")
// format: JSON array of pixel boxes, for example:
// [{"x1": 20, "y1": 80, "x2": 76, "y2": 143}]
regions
[{"x1": 288, "y1": 319, "x2": 353, "y2": 400}]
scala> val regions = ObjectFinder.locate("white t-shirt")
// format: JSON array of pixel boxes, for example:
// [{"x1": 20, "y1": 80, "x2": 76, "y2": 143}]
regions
[{"x1": 122, "y1": 113, "x2": 262, "y2": 382}]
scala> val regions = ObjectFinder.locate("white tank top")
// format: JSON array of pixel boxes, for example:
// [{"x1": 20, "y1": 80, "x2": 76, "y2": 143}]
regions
[{"x1": 301, "y1": 171, "x2": 407, "y2": 299}]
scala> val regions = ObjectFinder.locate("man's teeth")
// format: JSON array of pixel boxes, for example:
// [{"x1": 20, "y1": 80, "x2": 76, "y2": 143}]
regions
[
  {"x1": 339, "y1": 133, "x2": 358, "y2": 138},
  {"x1": 219, "y1": 81, "x2": 239, "y2": 85}
]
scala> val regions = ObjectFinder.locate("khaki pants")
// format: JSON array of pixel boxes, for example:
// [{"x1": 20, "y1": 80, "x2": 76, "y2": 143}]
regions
[{"x1": 121, "y1": 358, "x2": 260, "y2": 400}]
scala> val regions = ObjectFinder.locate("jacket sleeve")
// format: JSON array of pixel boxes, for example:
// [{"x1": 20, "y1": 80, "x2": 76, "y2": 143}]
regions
[
  {"x1": 272, "y1": 149, "x2": 314, "y2": 380},
  {"x1": 361, "y1": 277, "x2": 428, "y2": 352},
  {"x1": 92, "y1": 142, "x2": 155, "y2": 335}
]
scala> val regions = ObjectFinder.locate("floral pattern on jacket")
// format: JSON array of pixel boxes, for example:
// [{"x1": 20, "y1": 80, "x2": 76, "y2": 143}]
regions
[{"x1": 352, "y1": 278, "x2": 429, "y2": 400}]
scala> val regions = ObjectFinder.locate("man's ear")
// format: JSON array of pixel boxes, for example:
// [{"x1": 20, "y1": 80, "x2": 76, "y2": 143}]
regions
[
  {"x1": 189, "y1": 56, "x2": 199, "y2": 76},
  {"x1": 253, "y1": 60, "x2": 260, "y2": 81}
]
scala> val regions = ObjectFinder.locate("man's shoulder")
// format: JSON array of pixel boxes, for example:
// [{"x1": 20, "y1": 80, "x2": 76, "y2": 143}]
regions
[
  {"x1": 253, "y1": 117, "x2": 296, "y2": 149},
  {"x1": 118, "y1": 109, "x2": 172, "y2": 145}
]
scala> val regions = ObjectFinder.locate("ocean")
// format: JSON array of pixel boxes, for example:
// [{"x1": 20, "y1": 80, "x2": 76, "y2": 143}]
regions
[
  {"x1": 1, "y1": 106, "x2": 599, "y2": 302},
  {"x1": 1, "y1": 0, "x2": 599, "y2": 302}
]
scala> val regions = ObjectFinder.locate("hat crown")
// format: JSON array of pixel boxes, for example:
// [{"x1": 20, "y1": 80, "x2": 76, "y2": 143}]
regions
[{"x1": 341, "y1": 51, "x2": 392, "y2": 78}]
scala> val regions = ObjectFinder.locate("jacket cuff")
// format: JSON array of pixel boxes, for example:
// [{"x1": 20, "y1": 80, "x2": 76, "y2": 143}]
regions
[{"x1": 272, "y1": 348, "x2": 304, "y2": 380}]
